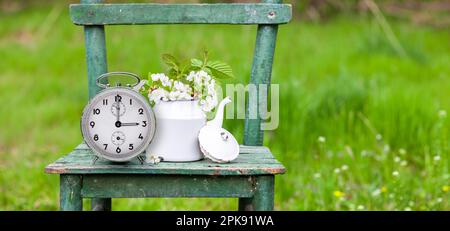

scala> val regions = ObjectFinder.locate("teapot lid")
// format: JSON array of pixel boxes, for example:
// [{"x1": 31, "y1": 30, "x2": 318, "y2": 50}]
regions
[{"x1": 198, "y1": 125, "x2": 239, "y2": 163}]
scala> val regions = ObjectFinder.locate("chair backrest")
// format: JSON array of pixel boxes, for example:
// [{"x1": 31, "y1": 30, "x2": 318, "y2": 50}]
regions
[{"x1": 72, "y1": 0, "x2": 292, "y2": 146}]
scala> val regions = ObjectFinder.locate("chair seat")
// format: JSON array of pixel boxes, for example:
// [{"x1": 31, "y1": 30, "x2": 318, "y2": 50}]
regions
[{"x1": 45, "y1": 143, "x2": 285, "y2": 176}]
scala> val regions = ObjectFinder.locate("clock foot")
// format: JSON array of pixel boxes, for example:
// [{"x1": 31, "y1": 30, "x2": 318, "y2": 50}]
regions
[
  {"x1": 137, "y1": 155, "x2": 146, "y2": 165},
  {"x1": 91, "y1": 155, "x2": 99, "y2": 165}
]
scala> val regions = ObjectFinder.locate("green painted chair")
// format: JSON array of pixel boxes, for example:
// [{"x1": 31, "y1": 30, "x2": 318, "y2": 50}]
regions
[{"x1": 45, "y1": 0, "x2": 291, "y2": 211}]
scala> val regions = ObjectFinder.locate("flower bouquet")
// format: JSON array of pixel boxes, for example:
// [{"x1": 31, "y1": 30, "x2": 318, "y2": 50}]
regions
[{"x1": 140, "y1": 52, "x2": 234, "y2": 162}]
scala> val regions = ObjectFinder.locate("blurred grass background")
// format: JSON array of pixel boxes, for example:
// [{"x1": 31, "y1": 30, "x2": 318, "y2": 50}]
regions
[{"x1": 0, "y1": 0, "x2": 449, "y2": 210}]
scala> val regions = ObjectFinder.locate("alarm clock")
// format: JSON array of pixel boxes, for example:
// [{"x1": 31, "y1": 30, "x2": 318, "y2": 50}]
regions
[{"x1": 81, "y1": 72, "x2": 156, "y2": 162}]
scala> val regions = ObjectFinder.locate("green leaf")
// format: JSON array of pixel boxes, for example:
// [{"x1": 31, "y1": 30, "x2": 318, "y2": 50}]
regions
[
  {"x1": 206, "y1": 60, "x2": 234, "y2": 79},
  {"x1": 161, "y1": 54, "x2": 179, "y2": 71},
  {"x1": 167, "y1": 68, "x2": 178, "y2": 79},
  {"x1": 191, "y1": 58, "x2": 203, "y2": 68}
]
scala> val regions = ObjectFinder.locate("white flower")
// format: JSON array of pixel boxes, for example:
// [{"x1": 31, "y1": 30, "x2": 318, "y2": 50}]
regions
[
  {"x1": 160, "y1": 76, "x2": 171, "y2": 87},
  {"x1": 207, "y1": 81, "x2": 216, "y2": 94},
  {"x1": 376, "y1": 134, "x2": 382, "y2": 141},
  {"x1": 334, "y1": 168, "x2": 340, "y2": 174},
  {"x1": 400, "y1": 160, "x2": 408, "y2": 166},
  {"x1": 341, "y1": 165, "x2": 349, "y2": 171},
  {"x1": 372, "y1": 189, "x2": 381, "y2": 197},
  {"x1": 433, "y1": 155, "x2": 441, "y2": 161},
  {"x1": 399, "y1": 148, "x2": 407, "y2": 155},
  {"x1": 201, "y1": 95, "x2": 218, "y2": 112},
  {"x1": 168, "y1": 91, "x2": 180, "y2": 101},
  {"x1": 179, "y1": 92, "x2": 193, "y2": 101},
  {"x1": 197, "y1": 70, "x2": 209, "y2": 78},
  {"x1": 360, "y1": 150, "x2": 368, "y2": 157},
  {"x1": 404, "y1": 207, "x2": 412, "y2": 211},
  {"x1": 148, "y1": 88, "x2": 168, "y2": 104},
  {"x1": 438, "y1": 110, "x2": 447, "y2": 118},
  {"x1": 392, "y1": 171, "x2": 399, "y2": 177},
  {"x1": 150, "y1": 73, "x2": 163, "y2": 81},
  {"x1": 394, "y1": 156, "x2": 401, "y2": 163},
  {"x1": 186, "y1": 71, "x2": 196, "y2": 81},
  {"x1": 383, "y1": 144, "x2": 390, "y2": 154},
  {"x1": 318, "y1": 136, "x2": 326, "y2": 143},
  {"x1": 357, "y1": 205, "x2": 365, "y2": 210},
  {"x1": 149, "y1": 70, "x2": 218, "y2": 111}
]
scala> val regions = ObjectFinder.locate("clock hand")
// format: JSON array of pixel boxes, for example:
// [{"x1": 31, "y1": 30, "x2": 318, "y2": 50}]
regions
[
  {"x1": 121, "y1": 122, "x2": 139, "y2": 126},
  {"x1": 116, "y1": 101, "x2": 120, "y2": 122}
]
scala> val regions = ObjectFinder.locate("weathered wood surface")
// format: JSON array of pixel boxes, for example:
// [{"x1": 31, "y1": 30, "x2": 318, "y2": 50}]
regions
[
  {"x1": 244, "y1": 0, "x2": 280, "y2": 146},
  {"x1": 91, "y1": 198, "x2": 111, "y2": 211},
  {"x1": 238, "y1": 176, "x2": 274, "y2": 210},
  {"x1": 60, "y1": 174, "x2": 83, "y2": 211},
  {"x1": 81, "y1": 175, "x2": 257, "y2": 198},
  {"x1": 83, "y1": 0, "x2": 108, "y2": 99},
  {"x1": 46, "y1": 143, "x2": 285, "y2": 175},
  {"x1": 70, "y1": 3, "x2": 292, "y2": 25}
]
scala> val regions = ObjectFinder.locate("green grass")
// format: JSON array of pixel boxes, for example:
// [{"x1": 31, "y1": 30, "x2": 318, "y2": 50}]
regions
[{"x1": 0, "y1": 5, "x2": 449, "y2": 210}]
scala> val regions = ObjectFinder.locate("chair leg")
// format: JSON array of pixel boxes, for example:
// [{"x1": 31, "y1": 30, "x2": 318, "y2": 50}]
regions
[
  {"x1": 91, "y1": 198, "x2": 112, "y2": 211},
  {"x1": 238, "y1": 176, "x2": 274, "y2": 211},
  {"x1": 60, "y1": 174, "x2": 83, "y2": 211}
]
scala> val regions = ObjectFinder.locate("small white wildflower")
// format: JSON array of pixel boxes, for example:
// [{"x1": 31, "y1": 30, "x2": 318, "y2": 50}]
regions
[
  {"x1": 433, "y1": 155, "x2": 441, "y2": 161},
  {"x1": 341, "y1": 165, "x2": 349, "y2": 171},
  {"x1": 376, "y1": 134, "x2": 382, "y2": 141},
  {"x1": 400, "y1": 160, "x2": 408, "y2": 166},
  {"x1": 201, "y1": 95, "x2": 218, "y2": 112},
  {"x1": 357, "y1": 205, "x2": 365, "y2": 210},
  {"x1": 334, "y1": 168, "x2": 341, "y2": 174},
  {"x1": 404, "y1": 207, "x2": 412, "y2": 211},
  {"x1": 372, "y1": 189, "x2": 381, "y2": 197},
  {"x1": 399, "y1": 148, "x2": 406, "y2": 155},
  {"x1": 318, "y1": 136, "x2": 326, "y2": 143},
  {"x1": 168, "y1": 91, "x2": 180, "y2": 101},
  {"x1": 179, "y1": 92, "x2": 193, "y2": 101},
  {"x1": 313, "y1": 173, "x2": 321, "y2": 179},
  {"x1": 438, "y1": 110, "x2": 447, "y2": 118},
  {"x1": 436, "y1": 198, "x2": 443, "y2": 203},
  {"x1": 383, "y1": 144, "x2": 390, "y2": 154},
  {"x1": 160, "y1": 76, "x2": 171, "y2": 87},
  {"x1": 150, "y1": 73, "x2": 163, "y2": 81},
  {"x1": 148, "y1": 88, "x2": 169, "y2": 104},
  {"x1": 186, "y1": 71, "x2": 196, "y2": 81},
  {"x1": 392, "y1": 171, "x2": 399, "y2": 177},
  {"x1": 394, "y1": 156, "x2": 401, "y2": 163},
  {"x1": 360, "y1": 150, "x2": 367, "y2": 157}
]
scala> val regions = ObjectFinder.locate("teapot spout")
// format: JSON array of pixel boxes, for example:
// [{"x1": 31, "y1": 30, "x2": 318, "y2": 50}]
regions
[{"x1": 207, "y1": 96, "x2": 231, "y2": 128}]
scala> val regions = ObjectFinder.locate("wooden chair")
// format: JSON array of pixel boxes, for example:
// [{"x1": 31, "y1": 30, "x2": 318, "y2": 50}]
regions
[{"x1": 45, "y1": 0, "x2": 291, "y2": 211}]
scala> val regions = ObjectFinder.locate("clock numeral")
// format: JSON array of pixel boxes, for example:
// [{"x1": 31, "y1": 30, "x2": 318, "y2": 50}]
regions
[
  {"x1": 90, "y1": 121, "x2": 95, "y2": 128},
  {"x1": 142, "y1": 121, "x2": 147, "y2": 127},
  {"x1": 129, "y1": 144, "x2": 134, "y2": 150},
  {"x1": 103, "y1": 144, "x2": 108, "y2": 150},
  {"x1": 116, "y1": 147, "x2": 121, "y2": 153},
  {"x1": 103, "y1": 99, "x2": 108, "y2": 105},
  {"x1": 138, "y1": 133, "x2": 143, "y2": 140},
  {"x1": 93, "y1": 134, "x2": 99, "y2": 141},
  {"x1": 115, "y1": 95, "x2": 122, "y2": 102},
  {"x1": 130, "y1": 99, "x2": 133, "y2": 105},
  {"x1": 138, "y1": 108, "x2": 144, "y2": 115},
  {"x1": 93, "y1": 108, "x2": 100, "y2": 115}
]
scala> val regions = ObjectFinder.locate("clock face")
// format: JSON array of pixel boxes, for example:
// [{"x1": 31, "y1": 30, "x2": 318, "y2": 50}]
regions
[{"x1": 81, "y1": 88, "x2": 155, "y2": 162}]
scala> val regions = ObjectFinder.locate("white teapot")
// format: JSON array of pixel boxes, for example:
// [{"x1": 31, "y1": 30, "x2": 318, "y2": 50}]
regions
[{"x1": 146, "y1": 96, "x2": 238, "y2": 163}]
